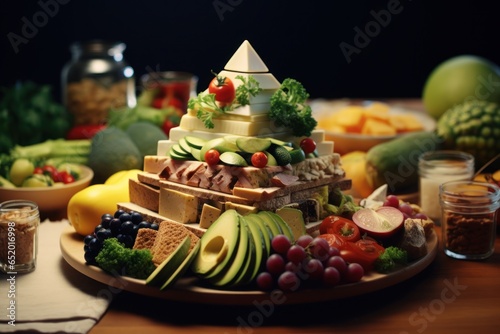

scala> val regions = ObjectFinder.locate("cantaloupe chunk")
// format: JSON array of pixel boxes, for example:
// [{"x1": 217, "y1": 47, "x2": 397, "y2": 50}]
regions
[
  {"x1": 361, "y1": 118, "x2": 397, "y2": 136},
  {"x1": 389, "y1": 114, "x2": 424, "y2": 133},
  {"x1": 334, "y1": 106, "x2": 364, "y2": 133}
]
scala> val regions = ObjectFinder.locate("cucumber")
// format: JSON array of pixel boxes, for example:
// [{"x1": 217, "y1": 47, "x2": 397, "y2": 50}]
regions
[
  {"x1": 178, "y1": 138, "x2": 192, "y2": 154},
  {"x1": 236, "y1": 137, "x2": 272, "y2": 153},
  {"x1": 365, "y1": 131, "x2": 442, "y2": 193},
  {"x1": 219, "y1": 152, "x2": 248, "y2": 166},
  {"x1": 184, "y1": 136, "x2": 206, "y2": 149},
  {"x1": 289, "y1": 148, "x2": 306, "y2": 164},
  {"x1": 266, "y1": 144, "x2": 292, "y2": 166}
]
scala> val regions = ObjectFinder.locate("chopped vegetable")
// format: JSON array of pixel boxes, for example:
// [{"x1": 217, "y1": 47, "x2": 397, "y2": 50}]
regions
[
  {"x1": 0, "y1": 81, "x2": 71, "y2": 154},
  {"x1": 190, "y1": 75, "x2": 262, "y2": 129},
  {"x1": 269, "y1": 78, "x2": 317, "y2": 137},
  {"x1": 374, "y1": 246, "x2": 408, "y2": 273},
  {"x1": 95, "y1": 238, "x2": 156, "y2": 279}
]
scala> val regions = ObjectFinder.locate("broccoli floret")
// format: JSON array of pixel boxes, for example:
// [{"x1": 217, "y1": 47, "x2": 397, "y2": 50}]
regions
[
  {"x1": 374, "y1": 246, "x2": 408, "y2": 273},
  {"x1": 269, "y1": 78, "x2": 317, "y2": 137},
  {"x1": 95, "y1": 238, "x2": 155, "y2": 279},
  {"x1": 124, "y1": 249, "x2": 156, "y2": 279}
]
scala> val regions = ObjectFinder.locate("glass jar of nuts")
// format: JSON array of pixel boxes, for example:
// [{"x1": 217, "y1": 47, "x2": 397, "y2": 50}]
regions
[
  {"x1": 61, "y1": 40, "x2": 136, "y2": 126},
  {"x1": 440, "y1": 181, "x2": 500, "y2": 260}
]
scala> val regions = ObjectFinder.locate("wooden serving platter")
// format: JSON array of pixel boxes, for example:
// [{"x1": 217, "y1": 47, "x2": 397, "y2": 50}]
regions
[{"x1": 60, "y1": 225, "x2": 438, "y2": 305}]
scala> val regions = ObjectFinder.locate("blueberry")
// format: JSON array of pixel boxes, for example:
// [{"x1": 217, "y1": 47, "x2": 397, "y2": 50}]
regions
[
  {"x1": 130, "y1": 211, "x2": 143, "y2": 224},
  {"x1": 94, "y1": 224, "x2": 103, "y2": 234},
  {"x1": 119, "y1": 221, "x2": 134, "y2": 235},
  {"x1": 84, "y1": 234, "x2": 94, "y2": 245},
  {"x1": 137, "y1": 221, "x2": 150, "y2": 229},
  {"x1": 109, "y1": 218, "x2": 121, "y2": 235},
  {"x1": 87, "y1": 238, "x2": 102, "y2": 252},
  {"x1": 119, "y1": 213, "x2": 132, "y2": 223},
  {"x1": 96, "y1": 228, "x2": 112, "y2": 242},
  {"x1": 150, "y1": 223, "x2": 159, "y2": 231},
  {"x1": 101, "y1": 214, "x2": 113, "y2": 228},
  {"x1": 114, "y1": 209, "x2": 126, "y2": 218},
  {"x1": 116, "y1": 234, "x2": 134, "y2": 248}
]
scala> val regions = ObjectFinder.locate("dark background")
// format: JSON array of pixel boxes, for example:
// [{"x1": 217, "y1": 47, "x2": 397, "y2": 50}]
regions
[{"x1": 1, "y1": 0, "x2": 499, "y2": 101}]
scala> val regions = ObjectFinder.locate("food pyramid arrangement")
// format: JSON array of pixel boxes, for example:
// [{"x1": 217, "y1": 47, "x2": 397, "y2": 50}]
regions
[{"x1": 120, "y1": 40, "x2": 351, "y2": 233}]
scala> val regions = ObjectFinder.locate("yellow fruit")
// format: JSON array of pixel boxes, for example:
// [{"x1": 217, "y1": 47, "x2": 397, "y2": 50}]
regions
[
  {"x1": 67, "y1": 169, "x2": 141, "y2": 236},
  {"x1": 340, "y1": 151, "x2": 374, "y2": 199}
]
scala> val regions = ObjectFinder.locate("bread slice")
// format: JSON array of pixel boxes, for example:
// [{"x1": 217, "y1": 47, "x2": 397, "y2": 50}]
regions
[
  {"x1": 150, "y1": 221, "x2": 200, "y2": 265},
  {"x1": 132, "y1": 228, "x2": 158, "y2": 251}
]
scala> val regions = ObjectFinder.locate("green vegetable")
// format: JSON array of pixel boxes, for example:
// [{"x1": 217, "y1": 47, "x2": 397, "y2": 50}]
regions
[
  {"x1": 0, "y1": 81, "x2": 71, "y2": 154},
  {"x1": 0, "y1": 139, "x2": 91, "y2": 179},
  {"x1": 437, "y1": 99, "x2": 500, "y2": 168},
  {"x1": 374, "y1": 246, "x2": 408, "y2": 273},
  {"x1": 95, "y1": 238, "x2": 156, "y2": 279},
  {"x1": 190, "y1": 75, "x2": 261, "y2": 129},
  {"x1": 269, "y1": 78, "x2": 317, "y2": 137},
  {"x1": 108, "y1": 104, "x2": 178, "y2": 130},
  {"x1": 87, "y1": 127, "x2": 142, "y2": 183},
  {"x1": 324, "y1": 187, "x2": 362, "y2": 218},
  {"x1": 125, "y1": 121, "x2": 168, "y2": 157}
]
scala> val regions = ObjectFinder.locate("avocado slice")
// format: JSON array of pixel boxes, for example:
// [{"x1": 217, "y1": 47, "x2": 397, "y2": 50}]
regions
[
  {"x1": 191, "y1": 209, "x2": 241, "y2": 277},
  {"x1": 145, "y1": 236, "x2": 191, "y2": 286},
  {"x1": 256, "y1": 211, "x2": 283, "y2": 237},
  {"x1": 200, "y1": 137, "x2": 239, "y2": 161},
  {"x1": 243, "y1": 214, "x2": 272, "y2": 258},
  {"x1": 241, "y1": 215, "x2": 266, "y2": 281},
  {"x1": 210, "y1": 215, "x2": 253, "y2": 287},
  {"x1": 235, "y1": 137, "x2": 272, "y2": 153},
  {"x1": 265, "y1": 211, "x2": 295, "y2": 242},
  {"x1": 160, "y1": 241, "x2": 201, "y2": 290}
]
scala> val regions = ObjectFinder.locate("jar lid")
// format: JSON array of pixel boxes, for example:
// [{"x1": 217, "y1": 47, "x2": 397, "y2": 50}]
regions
[
  {"x1": 439, "y1": 180, "x2": 500, "y2": 209},
  {"x1": 70, "y1": 40, "x2": 126, "y2": 57}
]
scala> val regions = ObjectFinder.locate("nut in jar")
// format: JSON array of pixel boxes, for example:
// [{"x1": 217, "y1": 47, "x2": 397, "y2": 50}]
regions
[
  {"x1": 440, "y1": 181, "x2": 500, "y2": 260},
  {"x1": 0, "y1": 200, "x2": 40, "y2": 274}
]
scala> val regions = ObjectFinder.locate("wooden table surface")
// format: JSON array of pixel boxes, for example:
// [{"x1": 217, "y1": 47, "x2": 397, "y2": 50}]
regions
[{"x1": 89, "y1": 99, "x2": 500, "y2": 334}]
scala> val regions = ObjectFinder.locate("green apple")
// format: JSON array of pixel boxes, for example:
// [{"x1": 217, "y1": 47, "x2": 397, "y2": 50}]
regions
[
  {"x1": 422, "y1": 55, "x2": 500, "y2": 120},
  {"x1": 9, "y1": 158, "x2": 35, "y2": 186}
]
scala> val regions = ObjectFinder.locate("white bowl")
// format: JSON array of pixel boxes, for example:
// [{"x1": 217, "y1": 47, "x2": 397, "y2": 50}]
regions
[
  {"x1": 0, "y1": 165, "x2": 94, "y2": 220},
  {"x1": 311, "y1": 100, "x2": 437, "y2": 156}
]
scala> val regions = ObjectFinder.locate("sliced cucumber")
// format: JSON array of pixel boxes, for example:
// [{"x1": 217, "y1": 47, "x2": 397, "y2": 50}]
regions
[
  {"x1": 171, "y1": 144, "x2": 192, "y2": 157},
  {"x1": 191, "y1": 148, "x2": 202, "y2": 161},
  {"x1": 219, "y1": 152, "x2": 248, "y2": 166},
  {"x1": 200, "y1": 137, "x2": 239, "y2": 161},
  {"x1": 269, "y1": 138, "x2": 291, "y2": 147},
  {"x1": 169, "y1": 148, "x2": 192, "y2": 160},
  {"x1": 236, "y1": 137, "x2": 272, "y2": 153},
  {"x1": 178, "y1": 138, "x2": 192, "y2": 154},
  {"x1": 184, "y1": 136, "x2": 206, "y2": 149}
]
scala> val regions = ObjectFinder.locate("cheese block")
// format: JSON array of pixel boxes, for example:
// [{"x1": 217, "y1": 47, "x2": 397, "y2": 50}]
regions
[
  {"x1": 223, "y1": 40, "x2": 269, "y2": 73},
  {"x1": 199, "y1": 204, "x2": 221, "y2": 229},
  {"x1": 159, "y1": 188, "x2": 198, "y2": 224}
]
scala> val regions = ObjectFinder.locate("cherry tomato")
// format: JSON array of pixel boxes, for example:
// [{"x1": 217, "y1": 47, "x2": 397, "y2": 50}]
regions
[
  {"x1": 33, "y1": 167, "x2": 43, "y2": 175},
  {"x1": 317, "y1": 234, "x2": 346, "y2": 251},
  {"x1": 204, "y1": 149, "x2": 220, "y2": 165},
  {"x1": 300, "y1": 137, "x2": 316, "y2": 155},
  {"x1": 208, "y1": 73, "x2": 235, "y2": 106},
  {"x1": 319, "y1": 215, "x2": 361, "y2": 242},
  {"x1": 340, "y1": 238, "x2": 385, "y2": 272},
  {"x1": 58, "y1": 171, "x2": 75, "y2": 184},
  {"x1": 251, "y1": 152, "x2": 268, "y2": 168},
  {"x1": 41, "y1": 165, "x2": 59, "y2": 182}
]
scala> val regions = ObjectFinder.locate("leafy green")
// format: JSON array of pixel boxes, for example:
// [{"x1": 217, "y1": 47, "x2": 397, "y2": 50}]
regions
[
  {"x1": 0, "y1": 82, "x2": 71, "y2": 154},
  {"x1": 108, "y1": 104, "x2": 179, "y2": 130},
  {"x1": 374, "y1": 246, "x2": 408, "y2": 273},
  {"x1": 95, "y1": 238, "x2": 156, "y2": 279},
  {"x1": 190, "y1": 75, "x2": 262, "y2": 129},
  {"x1": 269, "y1": 78, "x2": 317, "y2": 137}
]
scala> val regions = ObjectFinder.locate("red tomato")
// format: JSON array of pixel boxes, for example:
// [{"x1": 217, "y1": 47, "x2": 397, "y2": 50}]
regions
[
  {"x1": 58, "y1": 171, "x2": 75, "y2": 184},
  {"x1": 33, "y1": 167, "x2": 43, "y2": 175},
  {"x1": 251, "y1": 152, "x2": 268, "y2": 168},
  {"x1": 340, "y1": 239, "x2": 385, "y2": 272},
  {"x1": 208, "y1": 73, "x2": 235, "y2": 106},
  {"x1": 204, "y1": 149, "x2": 220, "y2": 165},
  {"x1": 300, "y1": 137, "x2": 316, "y2": 155},
  {"x1": 317, "y1": 234, "x2": 346, "y2": 251},
  {"x1": 319, "y1": 215, "x2": 361, "y2": 242}
]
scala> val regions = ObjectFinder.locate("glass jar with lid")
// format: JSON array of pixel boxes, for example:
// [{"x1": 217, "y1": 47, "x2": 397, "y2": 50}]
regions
[{"x1": 61, "y1": 40, "x2": 136, "y2": 126}]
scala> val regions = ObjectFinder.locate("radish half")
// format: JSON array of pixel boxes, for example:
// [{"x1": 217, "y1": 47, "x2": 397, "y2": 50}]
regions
[{"x1": 352, "y1": 206, "x2": 404, "y2": 239}]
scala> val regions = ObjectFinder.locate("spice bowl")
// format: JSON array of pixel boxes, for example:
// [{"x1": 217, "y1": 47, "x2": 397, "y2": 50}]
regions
[{"x1": 440, "y1": 180, "x2": 500, "y2": 260}]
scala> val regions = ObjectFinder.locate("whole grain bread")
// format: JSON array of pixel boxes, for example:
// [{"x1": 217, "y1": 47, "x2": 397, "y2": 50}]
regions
[
  {"x1": 150, "y1": 221, "x2": 200, "y2": 265},
  {"x1": 399, "y1": 218, "x2": 428, "y2": 261},
  {"x1": 132, "y1": 228, "x2": 158, "y2": 250}
]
